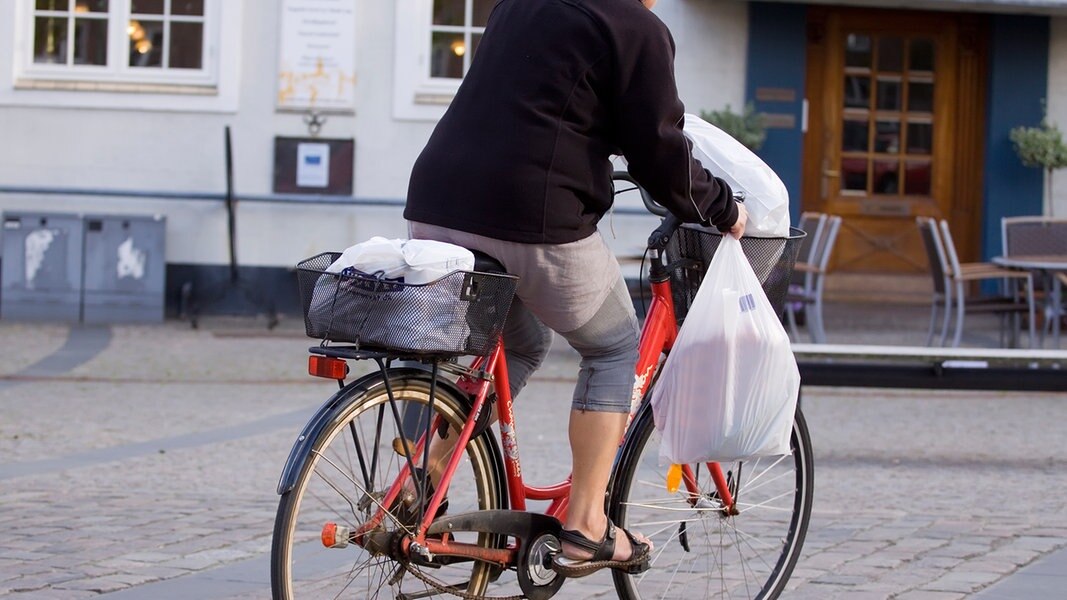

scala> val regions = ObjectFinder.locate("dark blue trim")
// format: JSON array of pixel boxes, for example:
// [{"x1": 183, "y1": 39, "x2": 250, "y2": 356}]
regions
[
  {"x1": 983, "y1": 15, "x2": 1049, "y2": 259},
  {"x1": 745, "y1": 1, "x2": 808, "y2": 226}
]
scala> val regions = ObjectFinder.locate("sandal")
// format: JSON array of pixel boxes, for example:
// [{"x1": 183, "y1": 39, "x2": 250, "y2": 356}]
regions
[{"x1": 551, "y1": 519, "x2": 651, "y2": 577}]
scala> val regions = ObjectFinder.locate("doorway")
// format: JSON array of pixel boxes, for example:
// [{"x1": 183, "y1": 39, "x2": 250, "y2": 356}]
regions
[{"x1": 802, "y1": 8, "x2": 988, "y2": 274}]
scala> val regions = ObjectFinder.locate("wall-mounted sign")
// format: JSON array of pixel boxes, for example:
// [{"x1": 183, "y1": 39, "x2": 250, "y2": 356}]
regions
[
  {"x1": 274, "y1": 137, "x2": 354, "y2": 196},
  {"x1": 755, "y1": 87, "x2": 797, "y2": 103},
  {"x1": 762, "y1": 113, "x2": 797, "y2": 129},
  {"x1": 277, "y1": 0, "x2": 356, "y2": 112},
  {"x1": 296, "y1": 143, "x2": 330, "y2": 188}
]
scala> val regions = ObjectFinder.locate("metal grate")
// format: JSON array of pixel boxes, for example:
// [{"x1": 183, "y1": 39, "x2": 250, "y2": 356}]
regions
[
  {"x1": 666, "y1": 226, "x2": 806, "y2": 324},
  {"x1": 297, "y1": 252, "x2": 517, "y2": 356}
]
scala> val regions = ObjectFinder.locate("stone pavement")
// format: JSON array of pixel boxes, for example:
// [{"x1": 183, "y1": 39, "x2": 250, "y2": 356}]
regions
[{"x1": 0, "y1": 302, "x2": 1065, "y2": 599}]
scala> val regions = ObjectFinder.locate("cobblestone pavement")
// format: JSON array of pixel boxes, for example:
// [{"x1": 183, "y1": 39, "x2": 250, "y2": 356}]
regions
[{"x1": 0, "y1": 309, "x2": 1065, "y2": 599}]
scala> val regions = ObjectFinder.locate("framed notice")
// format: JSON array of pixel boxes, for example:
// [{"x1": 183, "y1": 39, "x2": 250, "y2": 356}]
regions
[
  {"x1": 273, "y1": 137, "x2": 354, "y2": 196},
  {"x1": 277, "y1": 0, "x2": 357, "y2": 112}
]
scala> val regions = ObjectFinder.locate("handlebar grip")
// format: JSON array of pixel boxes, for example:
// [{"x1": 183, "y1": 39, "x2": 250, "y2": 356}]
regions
[
  {"x1": 612, "y1": 170, "x2": 667, "y2": 216},
  {"x1": 648, "y1": 212, "x2": 682, "y2": 251}
]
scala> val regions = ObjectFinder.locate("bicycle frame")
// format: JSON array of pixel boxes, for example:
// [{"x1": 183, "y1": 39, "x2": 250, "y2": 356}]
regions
[{"x1": 355, "y1": 245, "x2": 740, "y2": 567}]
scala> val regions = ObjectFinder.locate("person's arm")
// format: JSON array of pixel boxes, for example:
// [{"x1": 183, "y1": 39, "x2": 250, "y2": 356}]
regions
[{"x1": 609, "y1": 19, "x2": 739, "y2": 232}]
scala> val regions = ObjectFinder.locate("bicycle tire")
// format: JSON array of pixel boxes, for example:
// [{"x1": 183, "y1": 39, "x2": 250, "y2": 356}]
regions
[
  {"x1": 271, "y1": 373, "x2": 505, "y2": 599},
  {"x1": 609, "y1": 400, "x2": 814, "y2": 600}
]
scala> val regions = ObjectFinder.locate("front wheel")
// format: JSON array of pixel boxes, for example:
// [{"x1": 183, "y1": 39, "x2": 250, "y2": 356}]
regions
[
  {"x1": 609, "y1": 403, "x2": 814, "y2": 600},
  {"x1": 271, "y1": 374, "x2": 505, "y2": 599}
]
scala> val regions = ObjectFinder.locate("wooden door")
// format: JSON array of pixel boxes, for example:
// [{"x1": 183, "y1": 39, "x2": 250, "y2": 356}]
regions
[{"x1": 803, "y1": 8, "x2": 988, "y2": 273}]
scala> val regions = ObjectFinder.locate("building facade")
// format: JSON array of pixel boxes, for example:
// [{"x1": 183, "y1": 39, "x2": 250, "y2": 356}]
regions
[{"x1": 0, "y1": 0, "x2": 1065, "y2": 316}]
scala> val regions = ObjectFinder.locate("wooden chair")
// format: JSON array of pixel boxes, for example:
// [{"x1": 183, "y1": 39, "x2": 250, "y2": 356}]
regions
[
  {"x1": 938, "y1": 219, "x2": 1036, "y2": 347},
  {"x1": 785, "y1": 213, "x2": 841, "y2": 343}
]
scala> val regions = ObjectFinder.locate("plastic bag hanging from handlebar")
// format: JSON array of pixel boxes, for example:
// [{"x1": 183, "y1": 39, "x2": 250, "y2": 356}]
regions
[
  {"x1": 650, "y1": 235, "x2": 799, "y2": 464},
  {"x1": 683, "y1": 114, "x2": 790, "y2": 237}
]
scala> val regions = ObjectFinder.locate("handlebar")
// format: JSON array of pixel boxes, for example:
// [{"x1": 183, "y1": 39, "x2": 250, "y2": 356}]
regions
[
  {"x1": 612, "y1": 170, "x2": 678, "y2": 251},
  {"x1": 611, "y1": 170, "x2": 745, "y2": 252},
  {"x1": 612, "y1": 171, "x2": 667, "y2": 217}
]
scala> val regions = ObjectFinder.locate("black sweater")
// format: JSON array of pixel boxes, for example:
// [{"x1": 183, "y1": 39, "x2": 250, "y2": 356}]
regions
[{"x1": 404, "y1": 0, "x2": 737, "y2": 244}]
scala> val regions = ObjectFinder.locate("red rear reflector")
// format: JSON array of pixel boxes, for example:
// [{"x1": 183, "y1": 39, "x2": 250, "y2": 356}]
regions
[
  {"x1": 309, "y1": 356, "x2": 348, "y2": 380},
  {"x1": 321, "y1": 522, "x2": 350, "y2": 548}
]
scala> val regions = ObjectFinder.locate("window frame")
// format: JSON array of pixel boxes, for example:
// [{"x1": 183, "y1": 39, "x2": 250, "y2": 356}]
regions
[
  {"x1": 19, "y1": 0, "x2": 219, "y2": 88},
  {"x1": 395, "y1": 0, "x2": 490, "y2": 121}
]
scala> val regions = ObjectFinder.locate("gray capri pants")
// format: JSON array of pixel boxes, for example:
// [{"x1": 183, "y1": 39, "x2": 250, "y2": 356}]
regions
[{"x1": 409, "y1": 222, "x2": 640, "y2": 413}]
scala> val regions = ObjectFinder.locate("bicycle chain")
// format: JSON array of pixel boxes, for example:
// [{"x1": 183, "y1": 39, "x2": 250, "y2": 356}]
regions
[{"x1": 402, "y1": 562, "x2": 526, "y2": 600}]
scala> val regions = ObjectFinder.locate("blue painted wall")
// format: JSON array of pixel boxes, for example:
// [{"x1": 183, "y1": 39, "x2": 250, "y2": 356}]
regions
[
  {"x1": 745, "y1": 2, "x2": 808, "y2": 226},
  {"x1": 983, "y1": 15, "x2": 1049, "y2": 259}
]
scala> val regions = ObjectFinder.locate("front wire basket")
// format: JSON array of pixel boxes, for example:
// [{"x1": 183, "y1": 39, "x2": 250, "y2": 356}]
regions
[
  {"x1": 666, "y1": 226, "x2": 806, "y2": 325},
  {"x1": 296, "y1": 252, "x2": 518, "y2": 357}
]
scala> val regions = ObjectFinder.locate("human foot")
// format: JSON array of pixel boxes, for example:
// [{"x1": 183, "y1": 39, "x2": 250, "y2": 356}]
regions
[{"x1": 552, "y1": 519, "x2": 651, "y2": 577}]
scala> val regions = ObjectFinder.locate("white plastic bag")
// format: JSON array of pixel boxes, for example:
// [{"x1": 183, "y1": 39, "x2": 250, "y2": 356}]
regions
[
  {"x1": 683, "y1": 114, "x2": 790, "y2": 237},
  {"x1": 324, "y1": 236, "x2": 408, "y2": 278},
  {"x1": 402, "y1": 239, "x2": 476, "y2": 284},
  {"x1": 651, "y1": 236, "x2": 799, "y2": 464}
]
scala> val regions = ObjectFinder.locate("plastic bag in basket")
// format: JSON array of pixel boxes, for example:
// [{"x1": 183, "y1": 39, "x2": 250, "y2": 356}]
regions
[
  {"x1": 307, "y1": 268, "x2": 471, "y2": 353},
  {"x1": 651, "y1": 235, "x2": 799, "y2": 464}
]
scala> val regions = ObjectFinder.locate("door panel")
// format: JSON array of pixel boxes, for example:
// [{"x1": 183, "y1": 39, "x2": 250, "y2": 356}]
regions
[{"x1": 803, "y1": 8, "x2": 986, "y2": 273}]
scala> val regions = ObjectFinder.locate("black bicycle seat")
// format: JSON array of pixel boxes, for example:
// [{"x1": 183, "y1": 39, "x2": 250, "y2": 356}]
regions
[{"x1": 471, "y1": 249, "x2": 506, "y2": 274}]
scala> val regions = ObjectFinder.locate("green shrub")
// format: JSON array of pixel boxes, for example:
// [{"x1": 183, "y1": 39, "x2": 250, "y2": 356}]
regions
[
  {"x1": 699, "y1": 103, "x2": 767, "y2": 152},
  {"x1": 1010, "y1": 111, "x2": 1067, "y2": 216}
]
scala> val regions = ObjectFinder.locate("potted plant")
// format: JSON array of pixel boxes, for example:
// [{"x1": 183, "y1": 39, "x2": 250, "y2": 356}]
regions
[
  {"x1": 700, "y1": 102, "x2": 767, "y2": 152},
  {"x1": 1010, "y1": 111, "x2": 1067, "y2": 217}
]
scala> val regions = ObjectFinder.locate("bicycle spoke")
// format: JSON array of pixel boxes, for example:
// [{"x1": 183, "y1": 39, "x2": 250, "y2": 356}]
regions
[
  {"x1": 274, "y1": 377, "x2": 504, "y2": 599},
  {"x1": 610, "y1": 406, "x2": 812, "y2": 600}
]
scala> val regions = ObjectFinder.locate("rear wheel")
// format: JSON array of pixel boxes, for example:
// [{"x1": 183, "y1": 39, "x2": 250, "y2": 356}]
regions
[
  {"x1": 271, "y1": 374, "x2": 504, "y2": 599},
  {"x1": 610, "y1": 402, "x2": 814, "y2": 600}
]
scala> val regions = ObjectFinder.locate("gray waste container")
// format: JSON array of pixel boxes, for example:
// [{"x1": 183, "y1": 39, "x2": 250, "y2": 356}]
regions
[
  {"x1": 1, "y1": 212, "x2": 85, "y2": 322},
  {"x1": 82, "y1": 214, "x2": 166, "y2": 324}
]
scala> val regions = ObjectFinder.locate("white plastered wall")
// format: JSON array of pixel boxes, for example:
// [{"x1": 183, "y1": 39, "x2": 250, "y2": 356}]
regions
[{"x1": 0, "y1": 0, "x2": 749, "y2": 269}]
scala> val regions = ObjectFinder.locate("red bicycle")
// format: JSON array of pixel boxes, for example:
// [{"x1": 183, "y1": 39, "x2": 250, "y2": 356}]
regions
[{"x1": 272, "y1": 173, "x2": 813, "y2": 599}]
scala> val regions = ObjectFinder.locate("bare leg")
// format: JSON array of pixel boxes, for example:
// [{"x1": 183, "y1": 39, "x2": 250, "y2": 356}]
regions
[{"x1": 560, "y1": 409, "x2": 649, "y2": 561}]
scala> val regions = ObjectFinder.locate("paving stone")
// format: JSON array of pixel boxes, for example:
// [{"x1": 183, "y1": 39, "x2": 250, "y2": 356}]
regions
[
  {"x1": 923, "y1": 570, "x2": 1004, "y2": 593},
  {"x1": 894, "y1": 592, "x2": 967, "y2": 600},
  {"x1": 3, "y1": 319, "x2": 1067, "y2": 598}
]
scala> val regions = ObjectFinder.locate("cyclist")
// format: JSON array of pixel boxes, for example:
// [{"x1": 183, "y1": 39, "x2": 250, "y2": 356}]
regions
[{"x1": 404, "y1": 0, "x2": 747, "y2": 576}]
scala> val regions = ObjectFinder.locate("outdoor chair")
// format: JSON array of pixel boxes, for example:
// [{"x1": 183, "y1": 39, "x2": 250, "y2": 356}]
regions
[
  {"x1": 918, "y1": 218, "x2": 1036, "y2": 348},
  {"x1": 1002, "y1": 216, "x2": 1067, "y2": 257},
  {"x1": 785, "y1": 213, "x2": 841, "y2": 343},
  {"x1": 784, "y1": 212, "x2": 826, "y2": 329},
  {"x1": 1002, "y1": 216, "x2": 1067, "y2": 338}
]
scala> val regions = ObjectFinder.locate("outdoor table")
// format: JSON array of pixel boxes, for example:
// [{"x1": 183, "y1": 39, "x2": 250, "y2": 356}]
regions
[{"x1": 992, "y1": 255, "x2": 1067, "y2": 347}]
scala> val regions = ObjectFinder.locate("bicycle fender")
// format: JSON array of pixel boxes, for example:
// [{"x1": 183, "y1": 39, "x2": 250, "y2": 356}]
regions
[{"x1": 276, "y1": 368, "x2": 483, "y2": 496}]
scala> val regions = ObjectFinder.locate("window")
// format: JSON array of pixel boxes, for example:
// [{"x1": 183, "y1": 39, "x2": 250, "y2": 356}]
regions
[
  {"x1": 22, "y1": 0, "x2": 217, "y2": 87},
  {"x1": 394, "y1": 0, "x2": 495, "y2": 120},
  {"x1": 428, "y1": 0, "x2": 492, "y2": 79},
  {"x1": 838, "y1": 33, "x2": 935, "y2": 197}
]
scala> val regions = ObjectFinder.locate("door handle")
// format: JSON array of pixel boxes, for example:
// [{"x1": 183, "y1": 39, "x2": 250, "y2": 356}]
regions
[{"x1": 821, "y1": 165, "x2": 840, "y2": 200}]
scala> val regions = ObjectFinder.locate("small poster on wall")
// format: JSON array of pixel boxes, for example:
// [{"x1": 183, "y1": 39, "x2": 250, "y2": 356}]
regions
[
  {"x1": 296, "y1": 143, "x2": 330, "y2": 188},
  {"x1": 274, "y1": 137, "x2": 354, "y2": 196},
  {"x1": 277, "y1": 0, "x2": 356, "y2": 111}
]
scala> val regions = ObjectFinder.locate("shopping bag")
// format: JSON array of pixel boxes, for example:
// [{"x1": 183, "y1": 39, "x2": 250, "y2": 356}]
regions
[
  {"x1": 650, "y1": 235, "x2": 799, "y2": 464},
  {"x1": 682, "y1": 114, "x2": 790, "y2": 237}
]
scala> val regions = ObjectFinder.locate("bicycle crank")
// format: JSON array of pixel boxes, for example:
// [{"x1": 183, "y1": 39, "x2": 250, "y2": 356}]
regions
[{"x1": 516, "y1": 531, "x2": 565, "y2": 600}]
